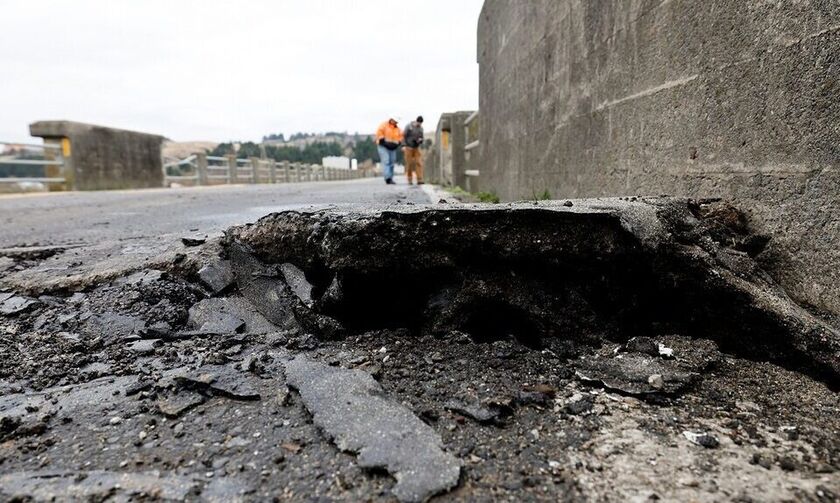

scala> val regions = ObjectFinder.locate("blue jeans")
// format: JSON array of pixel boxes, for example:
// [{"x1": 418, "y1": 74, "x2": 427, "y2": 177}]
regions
[{"x1": 378, "y1": 145, "x2": 397, "y2": 180}]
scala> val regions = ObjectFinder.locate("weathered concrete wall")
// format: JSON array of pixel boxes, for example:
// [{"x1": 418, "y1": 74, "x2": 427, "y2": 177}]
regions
[
  {"x1": 424, "y1": 111, "x2": 475, "y2": 187},
  {"x1": 477, "y1": 0, "x2": 840, "y2": 316},
  {"x1": 30, "y1": 121, "x2": 164, "y2": 190}
]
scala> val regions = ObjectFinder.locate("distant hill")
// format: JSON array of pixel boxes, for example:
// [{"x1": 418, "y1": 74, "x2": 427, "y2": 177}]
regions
[
  {"x1": 262, "y1": 132, "x2": 372, "y2": 149},
  {"x1": 162, "y1": 141, "x2": 219, "y2": 162}
]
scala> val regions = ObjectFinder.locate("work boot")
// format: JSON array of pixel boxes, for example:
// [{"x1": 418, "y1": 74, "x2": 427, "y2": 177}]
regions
[{"x1": 417, "y1": 181, "x2": 425, "y2": 185}]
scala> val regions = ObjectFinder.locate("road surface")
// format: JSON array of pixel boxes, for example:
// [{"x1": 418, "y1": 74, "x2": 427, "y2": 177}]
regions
[
  {"x1": 0, "y1": 177, "x2": 432, "y2": 292},
  {"x1": 0, "y1": 177, "x2": 430, "y2": 248}
]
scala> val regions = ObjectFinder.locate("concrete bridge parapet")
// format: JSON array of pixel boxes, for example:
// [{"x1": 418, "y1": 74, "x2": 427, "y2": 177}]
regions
[{"x1": 29, "y1": 120, "x2": 164, "y2": 190}]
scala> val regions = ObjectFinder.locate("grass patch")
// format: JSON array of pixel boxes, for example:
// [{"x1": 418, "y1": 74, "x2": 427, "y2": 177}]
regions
[
  {"x1": 476, "y1": 191, "x2": 501, "y2": 203},
  {"x1": 444, "y1": 186, "x2": 501, "y2": 204},
  {"x1": 532, "y1": 189, "x2": 552, "y2": 201}
]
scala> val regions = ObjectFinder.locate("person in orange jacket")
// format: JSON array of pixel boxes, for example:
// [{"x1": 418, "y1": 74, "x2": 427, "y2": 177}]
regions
[{"x1": 375, "y1": 118, "x2": 404, "y2": 184}]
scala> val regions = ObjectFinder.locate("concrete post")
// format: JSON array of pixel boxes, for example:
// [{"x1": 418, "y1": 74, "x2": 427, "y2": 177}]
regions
[
  {"x1": 321, "y1": 165, "x2": 327, "y2": 181},
  {"x1": 196, "y1": 153, "x2": 209, "y2": 186},
  {"x1": 282, "y1": 161, "x2": 290, "y2": 183},
  {"x1": 295, "y1": 163, "x2": 302, "y2": 182},
  {"x1": 268, "y1": 160, "x2": 277, "y2": 183},
  {"x1": 250, "y1": 157, "x2": 260, "y2": 184},
  {"x1": 227, "y1": 154, "x2": 238, "y2": 184},
  {"x1": 307, "y1": 164, "x2": 315, "y2": 182}
]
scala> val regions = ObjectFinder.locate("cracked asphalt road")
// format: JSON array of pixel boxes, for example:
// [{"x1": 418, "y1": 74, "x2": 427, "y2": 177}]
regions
[
  {"x1": 1, "y1": 188, "x2": 838, "y2": 501},
  {"x1": 0, "y1": 177, "x2": 430, "y2": 248}
]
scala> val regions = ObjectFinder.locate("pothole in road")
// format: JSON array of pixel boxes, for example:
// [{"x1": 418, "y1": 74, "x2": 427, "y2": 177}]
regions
[{"x1": 225, "y1": 197, "x2": 838, "y2": 385}]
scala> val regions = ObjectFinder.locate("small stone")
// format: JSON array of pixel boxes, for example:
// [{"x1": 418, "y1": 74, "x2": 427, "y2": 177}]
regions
[
  {"x1": 814, "y1": 463, "x2": 835, "y2": 474},
  {"x1": 276, "y1": 386, "x2": 291, "y2": 406},
  {"x1": 445, "y1": 400, "x2": 503, "y2": 424},
  {"x1": 181, "y1": 236, "x2": 206, "y2": 247},
  {"x1": 647, "y1": 374, "x2": 664, "y2": 389},
  {"x1": 109, "y1": 417, "x2": 123, "y2": 425},
  {"x1": 281, "y1": 442, "x2": 302, "y2": 454},
  {"x1": 127, "y1": 339, "x2": 159, "y2": 355},
  {"x1": 683, "y1": 431, "x2": 719, "y2": 449},
  {"x1": 564, "y1": 396, "x2": 594, "y2": 415},
  {"x1": 750, "y1": 452, "x2": 773, "y2": 470},
  {"x1": 624, "y1": 337, "x2": 659, "y2": 356},
  {"x1": 138, "y1": 431, "x2": 148, "y2": 440},
  {"x1": 657, "y1": 343, "x2": 674, "y2": 358},
  {"x1": 779, "y1": 457, "x2": 797, "y2": 471}
]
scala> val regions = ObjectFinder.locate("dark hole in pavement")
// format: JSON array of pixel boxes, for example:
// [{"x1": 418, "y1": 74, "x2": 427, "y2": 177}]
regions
[
  {"x1": 460, "y1": 301, "x2": 544, "y2": 348},
  {"x1": 227, "y1": 199, "x2": 839, "y2": 386}
]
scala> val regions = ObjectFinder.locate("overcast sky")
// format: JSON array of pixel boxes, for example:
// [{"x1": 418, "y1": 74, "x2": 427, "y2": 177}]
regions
[{"x1": 0, "y1": 0, "x2": 483, "y2": 143}]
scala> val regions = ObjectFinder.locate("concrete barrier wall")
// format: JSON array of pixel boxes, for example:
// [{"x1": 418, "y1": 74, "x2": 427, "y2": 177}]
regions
[
  {"x1": 30, "y1": 121, "x2": 164, "y2": 190},
  {"x1": 424, "y1": 111, "x2": 474, "y2": 187},
  {"x1": 477, "y1": 0, "x2": 840, "y2": 315}
]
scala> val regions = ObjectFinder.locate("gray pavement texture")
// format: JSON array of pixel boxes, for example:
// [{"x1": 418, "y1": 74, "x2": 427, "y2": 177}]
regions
[{"x1": 0, "y1": 178, "x2": 430, "y2": 293}]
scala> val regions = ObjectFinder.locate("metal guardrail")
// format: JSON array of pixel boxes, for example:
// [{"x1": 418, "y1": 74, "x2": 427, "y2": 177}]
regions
[
  {"x1": 0, "y1": 141, "x2": 66, "y2": 186},
  {"x1": 163, "y1": 152, "x2": 373, "y2": 187}
]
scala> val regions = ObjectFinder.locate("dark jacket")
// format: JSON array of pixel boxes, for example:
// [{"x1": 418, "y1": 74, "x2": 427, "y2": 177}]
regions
[{"x1": 403, "y1": 122, "x2": 424, "y2": 149}]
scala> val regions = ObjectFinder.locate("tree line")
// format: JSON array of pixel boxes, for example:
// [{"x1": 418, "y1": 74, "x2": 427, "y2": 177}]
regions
[{"x1": 210, "y1": 137, "x2": 391, "y2": 165}]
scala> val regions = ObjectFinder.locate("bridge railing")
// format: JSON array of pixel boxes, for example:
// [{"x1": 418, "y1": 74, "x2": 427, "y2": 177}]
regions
[
  {"x1": 0, "y1": 141, "x2": 67, "y2": 190},
  {"x1": 163, "y1": 152, "x2": 373, "y2": 187}
]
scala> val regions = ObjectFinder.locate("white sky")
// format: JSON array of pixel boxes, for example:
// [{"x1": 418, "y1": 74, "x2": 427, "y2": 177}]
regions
[{"x1": 0, "y1": 0, "x2": 483, "y2": 143}]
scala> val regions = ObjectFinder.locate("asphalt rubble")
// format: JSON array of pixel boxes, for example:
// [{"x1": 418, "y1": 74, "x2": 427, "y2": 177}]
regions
[{"x1": 0, "y1": 197, "x2": 838, "y2": 502}]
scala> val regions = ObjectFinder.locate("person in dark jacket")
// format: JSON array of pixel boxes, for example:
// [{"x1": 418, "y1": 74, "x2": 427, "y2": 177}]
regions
[{"x1": 402, "y1": 116, "x2": 424, "y2": 185}]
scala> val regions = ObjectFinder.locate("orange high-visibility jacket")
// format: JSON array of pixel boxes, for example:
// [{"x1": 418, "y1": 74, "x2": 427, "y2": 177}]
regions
[{"x1": 375, "y1": 121, "x2": 404, "y2": 144}]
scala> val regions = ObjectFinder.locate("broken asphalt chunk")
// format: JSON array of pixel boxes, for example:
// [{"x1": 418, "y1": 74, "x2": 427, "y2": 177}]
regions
[
  {"x1": 156, "y1": 390, "x2": 206, "y2": 418},
  {"x1": 280, "y1": 262, "x2": 314, "y2": 307},
  {"x1": 187, "y1": 297, "x2": 277, "y2": 335},
  {"x1": 127, "y1": 338, "x2": 160, "y2": 355},
  {"x1": 198, "y1": 258, "x2": 235, "y2": 294},
  {"x1": 230, "y1": 242, "x2": 344, "y2": 338},
  {"x1": 83, "y1": 312, "x2": 145, "y2": 340},
  {"x1": 575, "y1": 353, "x2": 698, "y2": 395},
  {"x1": 285, "y1": 356, "x2": 461, "y2": 502},
  {"x1": 576, "y1": 337, "x2": 721, "y2": 395},
  {"x1": 0, "y1": 294, "x2": 39, "y2": 315},
  {"x1": 171, "y1": 364, "x2": 261, "y2": 400},
  {"x1": 445, "y1": 399, "x2": 507, "y2": 424}
]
